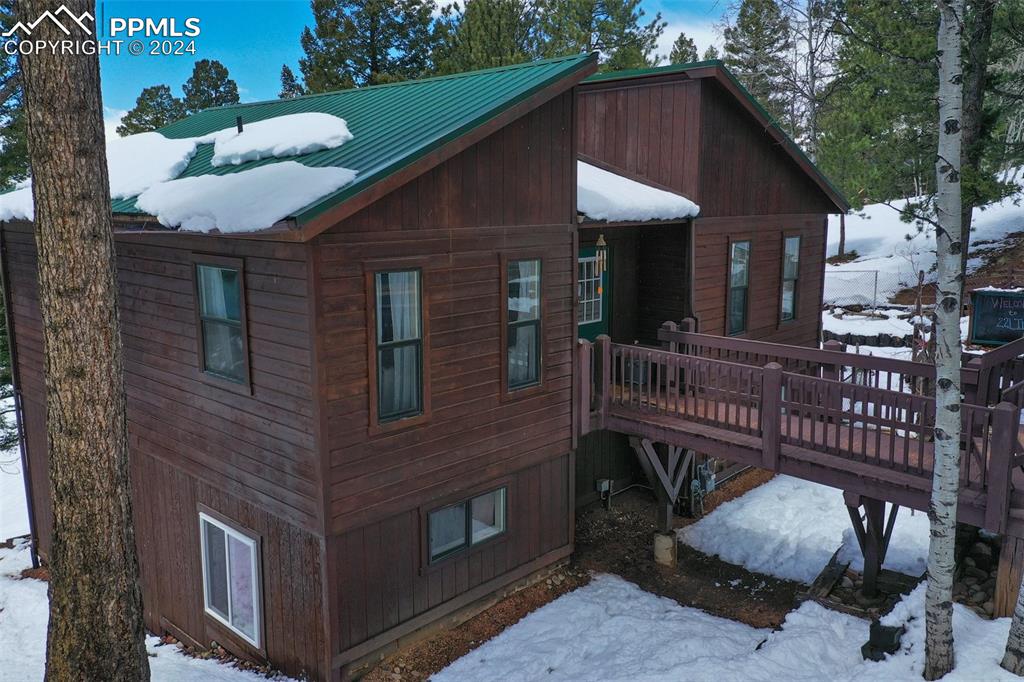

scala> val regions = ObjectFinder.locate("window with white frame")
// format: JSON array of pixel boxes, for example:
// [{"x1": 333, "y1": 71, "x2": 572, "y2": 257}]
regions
[
  {"x1": 199, "y1": 513, "x2": 261, "y2": 647},
  {"x1": 577, "y1": 256, "x2": 602, "y2": 325}
]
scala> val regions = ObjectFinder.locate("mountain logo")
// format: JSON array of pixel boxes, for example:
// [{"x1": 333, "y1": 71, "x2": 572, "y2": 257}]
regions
[{"x1": 3, "y1": 5, "x2": 94, "y2": 37}]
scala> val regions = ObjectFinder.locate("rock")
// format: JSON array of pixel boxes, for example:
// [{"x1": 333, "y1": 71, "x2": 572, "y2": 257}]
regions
[
  {"x1": 971, "y1": 542, "x2": 994, "y2": 570},
  {"x1": 965, "y1": 566, "x2": 988, "y2": 580},
  {"x1": 982, "y1": 578, "x2": 997, "y2": 592},
  {"x1": 971, "y1": 591, "x2": 988, "y2": 604},
  {"x1": 985, "y1": 601, "x2": 995, "y2": 616},
  {"x1": 965, "y1": 576, "x2": 979, "y2": 587},
  {"x1": 964, "y1": 557, "x2": 976, "y2": 568},
  {"x1": 842, "y1": 577, "x2": 855, "y2": 589}
]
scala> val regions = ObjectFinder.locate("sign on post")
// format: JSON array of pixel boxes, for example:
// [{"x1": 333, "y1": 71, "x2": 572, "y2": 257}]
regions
[{"x1": 969, "y1": 289, "x2": 1024, "y2": 346}]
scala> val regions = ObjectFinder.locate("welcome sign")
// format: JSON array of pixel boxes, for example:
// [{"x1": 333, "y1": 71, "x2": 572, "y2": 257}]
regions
[{"x1": 969, "y1": 289, "x2": 1024, "y2": 346}]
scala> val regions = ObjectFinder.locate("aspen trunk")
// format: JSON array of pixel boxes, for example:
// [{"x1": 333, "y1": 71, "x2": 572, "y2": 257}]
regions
[
  {"x1": 923, "y1": 0, "x2": 964, "y2": 679},
  {"x1": 1002, "y1": 580, "x2": 1024, "y2": 674},
  {"x1": 18, "y1": 1, "x2": 150, "y2": 680}
]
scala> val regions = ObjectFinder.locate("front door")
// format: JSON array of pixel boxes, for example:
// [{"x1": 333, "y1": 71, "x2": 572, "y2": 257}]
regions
[{"x1": 577, "y1": 245, "x2": 611, "y2": 341}]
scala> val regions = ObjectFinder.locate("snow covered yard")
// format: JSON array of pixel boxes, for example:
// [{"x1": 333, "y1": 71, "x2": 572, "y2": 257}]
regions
[
  {"x1": 434, "y1": 573, "x2": 1016, "y2": 682},
  {"x1": 679, "y1": 475, "x2": 930, "y2": 584}
]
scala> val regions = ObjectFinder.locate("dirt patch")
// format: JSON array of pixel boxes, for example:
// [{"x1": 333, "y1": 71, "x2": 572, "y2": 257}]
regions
[
  {"x1": 19, "y1": 565, "x2": 49, "y2": 581},
  {"x1": 364, "y1": 468, "x2": 794, "y2": 680},
  {"x1": 574, "y1": 468, "x2": 799, "y2": 629},
  {"x1": 363, "y1": 567, "x2": 590, "y2": 682}
]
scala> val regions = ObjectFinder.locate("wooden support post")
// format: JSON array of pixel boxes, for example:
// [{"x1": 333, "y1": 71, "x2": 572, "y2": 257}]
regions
[
  {"x1": 577, "y1": 339, "x2": 592, "y2": 437},
  {"x1": 860, "y1": 498, "x2": 886, "y2": 598},
  {"x1": 996, "y1": 534, "x2": 1024, "y2": 618},
  {"x1": 761, "y1": 362, "x2": 782, "y2": 472},
  {"x1": 984, "y1": 401, "x2": 1019, "y2": 534},
  {"x1": 594, "y1": 334, "x2": 611, "y2": 429},
  {"x1": 680, "y1": 317, "x2": 696, "y2": 356}
]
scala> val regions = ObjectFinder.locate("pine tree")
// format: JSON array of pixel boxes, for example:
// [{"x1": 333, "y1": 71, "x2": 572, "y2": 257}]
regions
[
  {"x1": 669, "y1": 31, "x2": 699, "y2": 64},
  {"x1": 279, "y1": 65, "x2": 306, "y2": 98},
  {"x1": 116, "y1": 85, "x2": 186, "y2": 136},
  {"x1": 0, "y1": 2, "x2": 27, "y2": 191},
  {"x1": 437, "y1": 0, "x2": 540, "y2": 73},
  {"x1": 19, "y1": 0, "x2": 150, "y2": 679},
  {"x1": 723, "y1": 0, "x2": 794, "y2": 130},
  {"x1": 298, "y1": 0, "x2": 439, "y2": 92},
  {"x1": 703, "y1": 44, "x2": 721, "y2": 60},
  {"x1": 537, "y1": 0, "x2": 666, "y2": 70},
  {"x1": 182, "y1": 59, "x2": 239, "y2": 113}
]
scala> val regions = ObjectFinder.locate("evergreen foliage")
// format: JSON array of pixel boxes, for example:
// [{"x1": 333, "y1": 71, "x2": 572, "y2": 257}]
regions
[
  {"x1": 279, "y1": 65, "x2": 306, "y2": 98},
  {"x1": 537, "y1": 0, "x2": 666, "y2": 70},
  {"x1": 183, "y1": 59, "x2": 240, "y2": 113},
  {"x1": 702, "y1": 44, "x2": 721, "y2": 60},
  {"x1": 0, "y1": 1, "x2": 27, "y2": 191},
  {"x1": 298, "y1": 0, "x2": 439, "y2": 93},
  {"x1": 116, "y1": 85, "x2": 187, "y2": 136},
  {"x1": 669, "y1": 32, "x2": 699, "y2": 64},
  {"x1": 723, "y1": 0, "x2": 794, "y2": 130},
  {"x1": 436, "y1": 0, "x2": 540, "y2": 73}
]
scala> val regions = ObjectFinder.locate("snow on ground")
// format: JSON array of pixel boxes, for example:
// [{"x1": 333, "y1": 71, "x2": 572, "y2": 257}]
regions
[
  {"x1": 210, "y1": 113, "x2": 353, "y2": 166},
  {"x1": 679, "y1": 475, "x2": 930, "y2": 584},
  {"x1": 0, "y1": 541, "x2": 296, "y2": 682},
  {"x1": 0, "y1": 398, "x2": 28, "y2": 542},
  {"x1": 135, "y1": 162, "x2": 356, "y2": 233},
  {"x1": 577, "y1": 161, "x2": 700, "y2": 222},
  {"x1": 0, "y1": 113, "x2": 355, "y2": 231},
  {"x1": 821, "y1": 310, "x2": 916, "y2": 337},
  {"x1": 825, "y1": 172, "x2": 1024, "y2": 303},
  {"x1": 435, "y1": 572, "x2": 1016, "y2": 682}
]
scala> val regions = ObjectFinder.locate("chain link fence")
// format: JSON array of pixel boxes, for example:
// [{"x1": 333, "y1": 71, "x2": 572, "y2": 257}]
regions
[{"x1": 823, "y1": 270, "x2": 918, "y2": 310}]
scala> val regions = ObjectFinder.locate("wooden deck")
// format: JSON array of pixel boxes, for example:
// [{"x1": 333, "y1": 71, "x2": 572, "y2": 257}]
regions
[{"x1": 577, "y1": 329, "x2": 1024, "y2": 537}]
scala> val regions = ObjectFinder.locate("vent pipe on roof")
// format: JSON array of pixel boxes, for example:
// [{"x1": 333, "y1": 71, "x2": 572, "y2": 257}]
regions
[{"x1": 236, "y1": 115, "x2": 243, "y2": 133}]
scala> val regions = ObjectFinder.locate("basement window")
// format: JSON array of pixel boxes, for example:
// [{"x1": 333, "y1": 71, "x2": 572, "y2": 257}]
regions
[
  {"x1": 428, "y1": 487, "x2": 507, "y2": 563},
  {"x1": 199, "y1": 513, "x2": 262, "y2": 648}
]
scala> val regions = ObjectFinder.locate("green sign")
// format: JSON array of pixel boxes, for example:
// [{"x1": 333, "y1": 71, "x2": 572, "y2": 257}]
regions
[{"x1": 969, "y1": 289, "x2": 1024, "y2": 346}]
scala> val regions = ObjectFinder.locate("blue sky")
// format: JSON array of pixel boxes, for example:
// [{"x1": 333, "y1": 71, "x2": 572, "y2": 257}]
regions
[{"x1": 98, "y1": 0, "x2": 728, "y2": 133}]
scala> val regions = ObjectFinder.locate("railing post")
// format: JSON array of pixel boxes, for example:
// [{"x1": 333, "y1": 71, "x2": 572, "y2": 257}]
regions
[
  {"x1": 594, "y1": 334, "x2": 611, "y2": 429},
  {"x1": 661, "y1": 320, "x2": 679, "y2": 354},
  {"x1": 985, "y1": 401, "x2": 1019, "y2": 534},
  {"x1": 761, "y1": 362, "x2": 783, "y2": 472},
  {"x1": 822, "y1": 339, "x2": 845, "y2": 381},
  {"x1": 577, "y1": 339, "x2": 593, "y2": 437}
]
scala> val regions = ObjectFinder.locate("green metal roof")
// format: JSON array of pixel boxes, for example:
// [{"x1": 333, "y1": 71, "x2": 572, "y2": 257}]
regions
[
  {"x1": 583, "y1": 60, "x2": 850, "y2": 212},
  {"x1": 110, "y1": 53, "x2": 597, "y2": 222}
]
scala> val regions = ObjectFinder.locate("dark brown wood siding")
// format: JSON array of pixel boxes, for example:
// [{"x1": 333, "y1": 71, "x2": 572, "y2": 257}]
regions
[
  {"x1": 1, "y1": 219, "x2": 329, "y2": 677},
  {"x1": 691, "y1": 214, "x2": 826, "y2": 345},
  {"x1": 315, "y1": 92, "x2": 577, "y2": 664},
  {"x1": 577, "y1": 80, "x2": 702, "y2": 201},
  {"x1": 697, "y1": 80, "x2": 836, "y2": 217},
  {"x1": 131, "y1": 452, "x2": 327, "y2": 681},
  {"x1": 331, "y1": 454, "x2": 571, "y2": 657}
]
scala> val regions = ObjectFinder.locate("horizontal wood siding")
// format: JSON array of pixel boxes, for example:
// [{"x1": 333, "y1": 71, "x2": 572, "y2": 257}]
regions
[
  {"x1": 577, "y1": 80, "x2": 701, "y2": 201},
  {"x1": 691, "y1": 214, "x2": 826, "y2": 345},
  {"x1": 332, "y1": 454, "x2": 571, "y2": 654},
  {"x1": 698, "y1": 80, "x2": 836, "y2": 216},
  {"x1": 131, "y1": 452, "x2": 326, "y2": 681},
  {"x1": 319, "y1": 92, "x2": 576, "y2": 534}
]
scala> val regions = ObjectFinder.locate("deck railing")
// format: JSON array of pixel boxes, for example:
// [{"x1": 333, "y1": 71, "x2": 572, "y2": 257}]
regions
[{"x1": 576, "y1": 332, "x2": 1023, "y2": 533}]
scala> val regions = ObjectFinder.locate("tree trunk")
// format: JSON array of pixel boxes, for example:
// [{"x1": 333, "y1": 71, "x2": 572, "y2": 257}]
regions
[
  {"x1": 838, "y1": 212, "x2": 846, "y2": 256},
  {"x1": 958, "y1": 0, "x2": 997, "y2": 283},
  {"x1": 923, "y1": 0, "x2": 964, "y2": 679},
  {"x1": 18, "y1": 1, "x2": 150, "y2": 680},
  {"x1": 1002, "y1": 577, "x2": 1024, "y2": 674}
]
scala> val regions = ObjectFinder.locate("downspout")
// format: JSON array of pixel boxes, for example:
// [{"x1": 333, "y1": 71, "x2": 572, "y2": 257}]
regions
[{"x1": 0, "y1": 223, "x2": 39, "y2": 568}]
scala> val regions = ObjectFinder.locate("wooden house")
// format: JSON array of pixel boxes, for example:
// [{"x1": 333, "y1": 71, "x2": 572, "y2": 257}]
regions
[
  {"x1": 1, "y1": 57, "x2": 891, "y2": 680},
  {"x1": 570, "y1": 63, "x2": 850, "y2": 505}
]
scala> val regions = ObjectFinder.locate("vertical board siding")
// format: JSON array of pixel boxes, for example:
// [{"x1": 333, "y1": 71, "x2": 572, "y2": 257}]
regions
[
  {"x1": 318, "y1": 93, "x2": 577, "y2": 664},
  {"x1": 574, "y1": 430, "x2": 640, "y2": 508},
  {"x1": 331, "y1": 454, "x2": 571, "y2": 653},
  {"x1": 131, "y1": 453, "x2": 326, "y2": 681},
  {"x1": 577, "y1": 80, "x2": 702, "y2": 200},
  {"x1": 698, "y1": 80, "x2": 836, "y2": 217},
  {"x1": 692, "y1": 214, "x2": 826, "y2": 345},
  {"x1": 320, "y1": 93, "x2": 576, "y2": 534}
]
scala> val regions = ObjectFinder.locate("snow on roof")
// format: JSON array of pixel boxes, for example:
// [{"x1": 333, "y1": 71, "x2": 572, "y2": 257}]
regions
[
  {"x1": 210, "y1": 113, "x2": 353, "y2": 167},
  {"x1": 0, "y1": 112, "x2": 355, "y2": 231},
  {"x1": 135, "y1": 162, "x2": 356, "y2": 234},
  {"x1": 577, "y1": 160, "x2": 699, "y2": 223}
]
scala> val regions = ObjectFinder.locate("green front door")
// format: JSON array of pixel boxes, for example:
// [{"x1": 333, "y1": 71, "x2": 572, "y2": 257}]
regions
[{"x1": 577, "y1": 245, "x2": 611, "y2": 341}]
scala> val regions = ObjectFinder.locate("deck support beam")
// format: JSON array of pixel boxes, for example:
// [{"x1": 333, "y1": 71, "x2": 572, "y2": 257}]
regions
[
  {"x1": 845, "y1": 491, "x2": 899, "y2": 597},
  {"x1": 629, "y1": 437, "x2": 693, "y2": 533}
]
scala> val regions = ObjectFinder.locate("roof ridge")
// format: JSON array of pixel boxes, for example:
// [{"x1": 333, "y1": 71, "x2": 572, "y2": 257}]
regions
[
  {"x1": 582, "y1": 59, "x2": 723, "y2": 83},
  {"x1": 186, "y1": 53, "x2": 594, "y2": 117}
]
